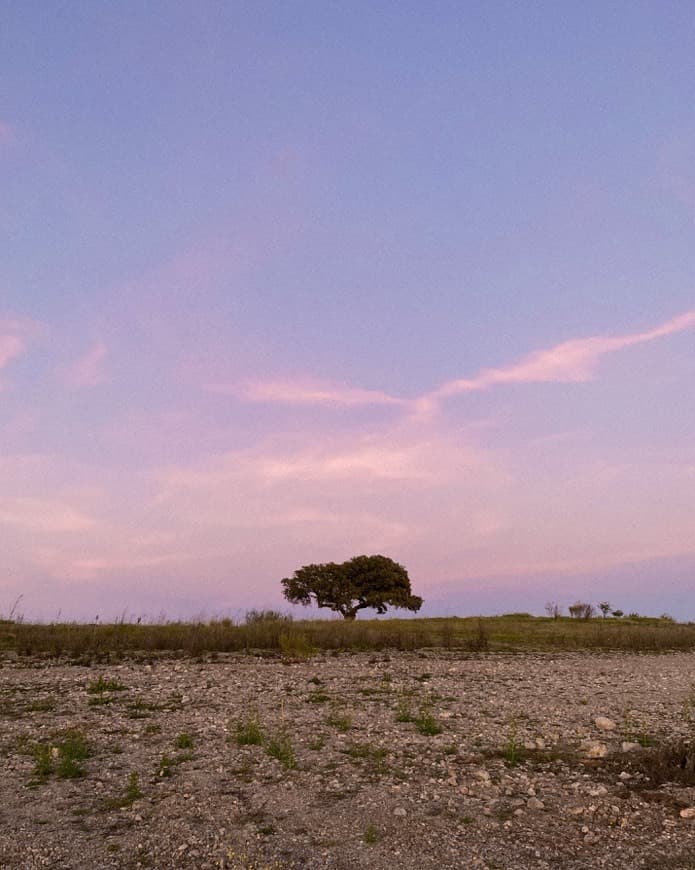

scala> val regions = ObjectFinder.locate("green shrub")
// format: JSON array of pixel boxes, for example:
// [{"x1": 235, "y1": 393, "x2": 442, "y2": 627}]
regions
[
  {"x1": 235, "y1": 714, "x2": 263, "y2": 746},
  {"x1": 265, "y1": 729, "x2": 296, "y2": 769},
  {"x1": 175, "y1": 731, "x2": 193, "y2": 749},
  {"x1": 413, "y1": 701, "x2": 442, "y2": 736}
]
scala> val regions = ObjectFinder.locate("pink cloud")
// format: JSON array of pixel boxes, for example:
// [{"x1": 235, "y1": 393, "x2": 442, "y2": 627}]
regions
[
  {"x1": 68, "y1": 341, "x2": 109, "y2": 386},
  {"x1": 208, "y1": 377, "x2": 407, "y2": 408},
  {"x1": 0, "y1": 317, "x2": 42, "y2": 375},
  {"x1": 0, "y1": 334, "x2": 25, "y2": 369},
  {"x1": 429, "y1": 307, "x2": 695, "y2": 403},
  {"x1": 217, "y1": 309, "x2": 695, "y2": 417},
  {"x1": 0, "y1": 497, "x2": 99, "y2": 533}
]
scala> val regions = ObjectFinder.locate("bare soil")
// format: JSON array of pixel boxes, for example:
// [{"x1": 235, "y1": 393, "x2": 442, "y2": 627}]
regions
[{"x1": 2, "y1": 650, "x2": 695, "y2": 869}]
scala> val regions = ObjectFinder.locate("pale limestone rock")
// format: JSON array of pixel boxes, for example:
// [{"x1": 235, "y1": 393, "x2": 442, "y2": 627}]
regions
[
  {"x1": 595, "y1": 716, "x2": 617, "y2": 731},
  {"x1": 585, "y1": 741, "x2": 609, "y2": 758}
]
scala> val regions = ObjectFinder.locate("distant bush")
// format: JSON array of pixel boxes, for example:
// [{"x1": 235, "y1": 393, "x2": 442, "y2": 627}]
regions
[
  {"x1": 569, "y1": 601, "x2": 595, "y2": 620},
  {"x1": 244, "y1": 610, "x2": 292, "y2": 625}
]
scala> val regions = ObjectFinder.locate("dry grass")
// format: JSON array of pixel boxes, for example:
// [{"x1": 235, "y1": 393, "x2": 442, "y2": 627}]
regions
[{"x1": 2, "y1": 613, "x2": 695, "y2": 658}]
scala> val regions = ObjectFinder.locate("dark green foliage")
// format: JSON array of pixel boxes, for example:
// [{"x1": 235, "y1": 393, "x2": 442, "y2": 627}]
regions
[
  {"x1": 281, "y1": 554, "x2": 423, "y2": 620},
  {"x1": 175, "y1": 731, "x2": 193, "y2": 749},
  {"x1": 29, "y1": 729, "x2": 91, "y2": 780},
  {"x1": 56, "y1": 729, "x2": 91, "y2": 779},
  {"x1": 235, "y1": 714, "x2": 263, "y2": 746}
]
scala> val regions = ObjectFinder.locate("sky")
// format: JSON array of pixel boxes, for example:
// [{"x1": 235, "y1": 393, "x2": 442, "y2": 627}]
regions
[{"x1": 1, "y1": 2, "x2": 695, "y2": 621}]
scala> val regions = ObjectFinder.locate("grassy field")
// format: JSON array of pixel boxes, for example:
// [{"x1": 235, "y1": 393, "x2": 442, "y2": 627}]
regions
[{"x1": 2, "y1": 612, "x2": 695, "y2": 658}]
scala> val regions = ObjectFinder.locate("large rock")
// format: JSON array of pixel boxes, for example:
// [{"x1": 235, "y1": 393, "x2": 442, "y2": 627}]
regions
[{"x1": 595, "y1": 716, "x2": 617, "y2": 731}]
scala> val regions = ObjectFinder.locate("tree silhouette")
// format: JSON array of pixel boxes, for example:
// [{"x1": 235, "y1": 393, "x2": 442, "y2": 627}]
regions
[{"x1": 281, "y1": 555, "x2": 423, "y2": 620}]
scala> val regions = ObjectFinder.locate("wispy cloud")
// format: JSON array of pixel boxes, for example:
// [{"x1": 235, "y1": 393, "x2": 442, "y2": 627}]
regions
[
  {"x1": 207, "y1": 378, "x2": 406, "y2": 408},
  {"x1": 0, "y1": 335, "x2": 25, "y2": 369},
  {"x1": 0, "y1": 497, "x2": 99, "y2": 533},
  {"x1": 217, "y1": 308, "x2": 695, "y2": 416},
  {"x1": 260, "y1": 441, "x2": 436, "y2": 482},
  {"x1": 68, "y1": 341, "x2": 109, "y2": 387},
  {"x1": 0, "y1": 316, "x2": 40, "y2": 373},
  {"x1": 428, "y1": 308, "x2": 695, "y2": 402}
]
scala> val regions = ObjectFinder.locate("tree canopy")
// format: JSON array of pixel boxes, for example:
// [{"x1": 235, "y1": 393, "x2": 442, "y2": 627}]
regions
[{"x1": 281, "y1": 554, "x2": 423, "y2": 620}]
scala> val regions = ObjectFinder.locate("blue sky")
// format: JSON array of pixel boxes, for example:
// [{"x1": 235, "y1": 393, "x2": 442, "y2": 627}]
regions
[{"x1": 2, "y1": 2, "x2": 694, "y2": 620}]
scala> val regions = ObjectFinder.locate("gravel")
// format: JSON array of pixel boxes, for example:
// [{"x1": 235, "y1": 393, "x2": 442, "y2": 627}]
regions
[{"x1": 2, "y1": 649, "x2": 695, "y2": 869}]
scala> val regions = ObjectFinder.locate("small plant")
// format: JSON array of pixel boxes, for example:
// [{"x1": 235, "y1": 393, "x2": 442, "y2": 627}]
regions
[
  {"x1": 363, "y1": 823, "x2": 380, "y2": 844},
  {"x1": 26, "y1": 698, "x2": 56, "y2": 713},
  {"x1": 126, "y1": 699, "x2": 164, "y2": 719},
  {"x1": 30, "y1": 729, "x2": 91, "y2": 781},
  {"x1": 157, "y1": 753, "x2": 173, "y2": 777},
  {"x1": 345, "y1": 742, "x2": 388, "y2": 776},
  {"x1": 504, "y1": 719, "x2": 523, "y2": 767},
  {"x1": 395, "y1": 692, "x2": 414, "y2": 723},
  {"x1": 106, "y1": 771, "x2": 143, "y2": 809},
  {"x1": 306, "y1": 688, "x2": 331, "y2": 704},
  {"x1": 88, "y1": 695, "x2": 114, "y2": 707},
  {"x1": 55, "y1": 730, "x2": 91, "y2": 779},
  {"x1": 265, "y1": 728, "x2": 296, "y2": 769},
  {"x1": 325, "y1": 707, "x2": 352, "y2": 732},
  {"x1": 235, "y1": 714, "x2": 263, "y2": 746},
  {"x1": 87, "y1": 676, "x2": 126, "y2": 694},
  {"x1": 414, "y1": 700, "x2": 442, "y2": 736},
  {"x1": 32, "y1": 743, "x2": 53, "y2": 779},
  {"x1": 175, "y1": 731, "x2": 193, "y2": 749}
]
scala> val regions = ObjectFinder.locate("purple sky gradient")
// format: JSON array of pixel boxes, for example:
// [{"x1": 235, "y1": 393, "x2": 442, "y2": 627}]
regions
[{"x1": 2, "y1": 3, "x2": 694, "y2": 620}]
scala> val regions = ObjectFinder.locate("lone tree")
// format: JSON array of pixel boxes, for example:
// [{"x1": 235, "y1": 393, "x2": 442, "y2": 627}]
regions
[{"x1": 281, "y1": 554, "x2": 423, "y2": 620}]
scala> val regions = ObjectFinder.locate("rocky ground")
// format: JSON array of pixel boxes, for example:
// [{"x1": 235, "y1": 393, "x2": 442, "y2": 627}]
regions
[{"x1": 2, "y1": 649, "x2": 695, "y2": 869}]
